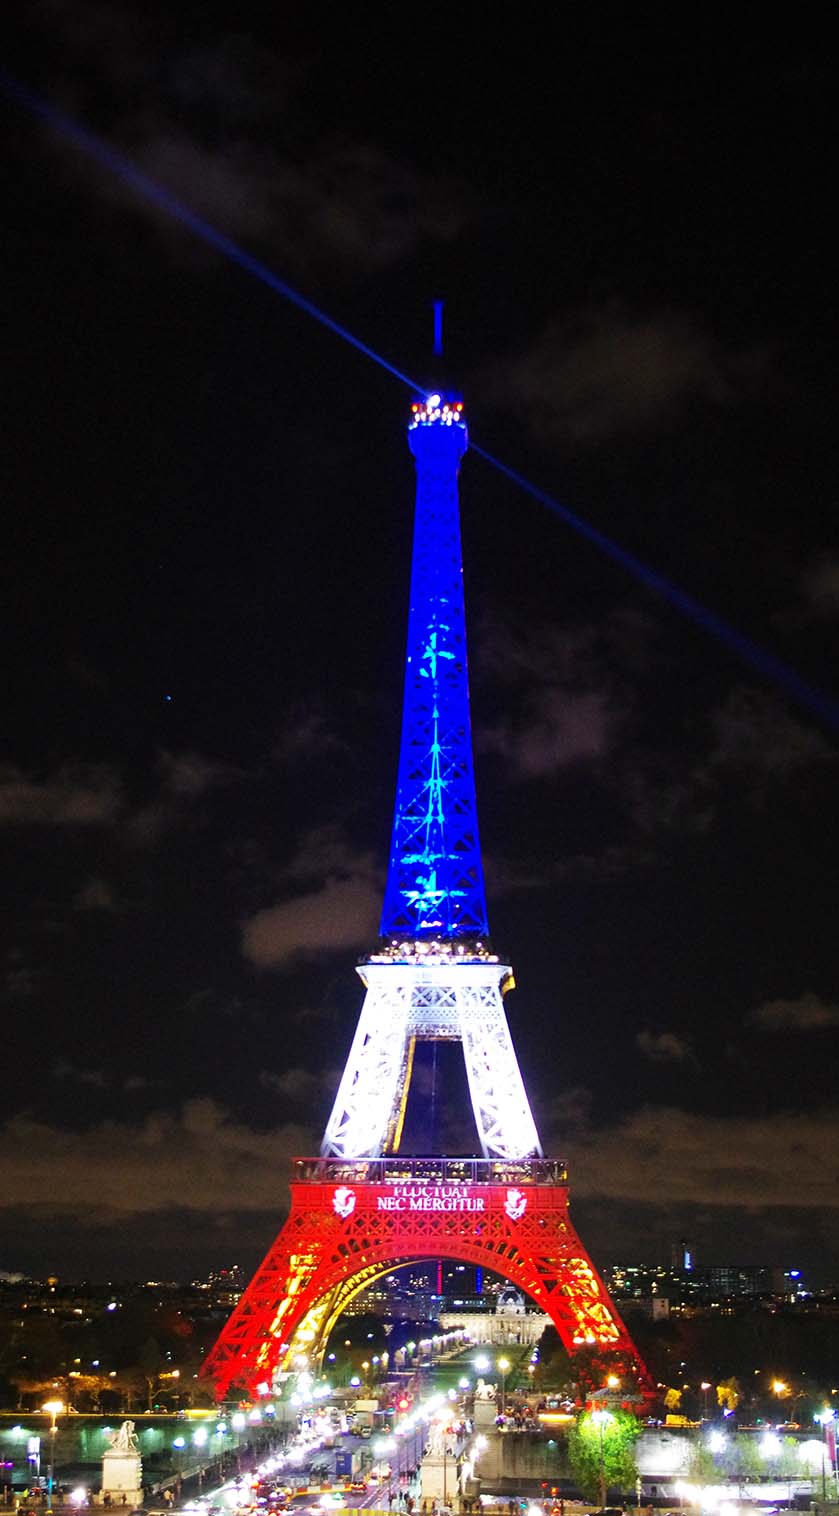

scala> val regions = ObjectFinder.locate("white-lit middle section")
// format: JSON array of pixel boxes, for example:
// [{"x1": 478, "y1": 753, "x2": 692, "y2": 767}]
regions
[{"x1": 320, "y1": 943, "x2": 543, "y2": 1162}]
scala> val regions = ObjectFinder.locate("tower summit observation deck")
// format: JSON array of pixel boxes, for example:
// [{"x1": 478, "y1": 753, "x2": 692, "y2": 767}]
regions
[{"x1": 202, "y1": 389, "x2": 648, "y2": 1401}]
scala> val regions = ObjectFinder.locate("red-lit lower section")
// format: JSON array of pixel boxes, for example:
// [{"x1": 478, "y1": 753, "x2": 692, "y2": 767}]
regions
[{"x1": 202, "y1": 1172, "x2": 649, "y2": 1400}]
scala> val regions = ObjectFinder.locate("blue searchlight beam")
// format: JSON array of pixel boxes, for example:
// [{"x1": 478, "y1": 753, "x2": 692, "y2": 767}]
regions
[{"x1": 2, "y1": 69, "x2": 837, "y2": 735}]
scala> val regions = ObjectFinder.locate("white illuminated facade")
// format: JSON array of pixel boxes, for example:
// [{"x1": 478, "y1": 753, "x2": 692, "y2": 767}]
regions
[{"x1": 320, "y1": 952, "x2": 542, "y2": 1161}]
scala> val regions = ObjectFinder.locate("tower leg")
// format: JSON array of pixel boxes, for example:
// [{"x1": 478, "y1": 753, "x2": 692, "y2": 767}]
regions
[
  {"x1": 458, "y1": 982, "x2": 542, "y2": 1160},
  {"x1": 321, "y1": 974, "x2": 410, "y2": 1158}
]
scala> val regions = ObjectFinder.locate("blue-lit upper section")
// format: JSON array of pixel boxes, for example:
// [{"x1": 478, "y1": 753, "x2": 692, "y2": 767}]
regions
[{"x1": 380, "y1": 395, "x2": 490, "y2": 940}]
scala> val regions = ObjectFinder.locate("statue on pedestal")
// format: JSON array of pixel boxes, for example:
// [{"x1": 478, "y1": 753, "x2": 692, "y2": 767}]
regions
[
  {"x1": 101, "y1": 1421, "x2": 143, "y2": 1506},
  {"x1": 106, "y1": 1424, "x2": 140, "y2": 1455}
]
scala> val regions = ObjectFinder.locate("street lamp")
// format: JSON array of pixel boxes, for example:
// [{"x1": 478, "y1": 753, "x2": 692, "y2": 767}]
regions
[
  {"x1": 42, "y1": 1400, "x2": 65, "y2": 1514},
  {"x1": 497, "y1": 1358, "x2": 511, "y2": 1416},
  {"x1": 591, "y1": 1409, "x2": 613, "y2": 1509}
]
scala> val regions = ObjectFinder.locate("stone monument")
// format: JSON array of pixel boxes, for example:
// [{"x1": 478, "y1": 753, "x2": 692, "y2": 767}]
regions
[
  {"x1": 472, "y1": 1377, "x2": 498, "y2": 1429},
  {"x1": 101, "y1": 1421, "x2": 143, "y2": 1507}
]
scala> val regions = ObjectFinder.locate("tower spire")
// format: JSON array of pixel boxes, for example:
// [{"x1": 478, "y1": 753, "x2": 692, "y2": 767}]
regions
[{"x1": 379, "y1": 392, "x2": 489, "y2": 940}]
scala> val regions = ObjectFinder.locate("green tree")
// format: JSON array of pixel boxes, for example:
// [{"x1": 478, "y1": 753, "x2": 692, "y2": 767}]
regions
[
  {"x1": 717, "y1": 1377, "x2": 741, "y2": 1413},
  {"x1": 687, "y1": 1440, "x2": 718, "y2": 1484},
  {"x1": 567, "y1": 1409, "x2": 640, "y2": 1502},
  {"x1": 732, "y1": 1435, "x2": 764, "y2": 1480}
]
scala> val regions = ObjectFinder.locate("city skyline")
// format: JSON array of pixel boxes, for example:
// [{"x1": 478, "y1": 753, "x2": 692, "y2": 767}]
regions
[{"x1": 1, "y1": 13, "x2": 838, "y2": 1282}]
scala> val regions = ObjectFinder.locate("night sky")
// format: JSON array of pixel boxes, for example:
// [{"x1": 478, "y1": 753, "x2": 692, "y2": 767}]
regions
[{"x1": 2, "y1": 9, "x2": 838, "y2": 1285}]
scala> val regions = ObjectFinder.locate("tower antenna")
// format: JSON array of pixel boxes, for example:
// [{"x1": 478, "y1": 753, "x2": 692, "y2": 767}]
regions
[{"x1": 432, "y1": 299, "x2": 444, "y2": 358}]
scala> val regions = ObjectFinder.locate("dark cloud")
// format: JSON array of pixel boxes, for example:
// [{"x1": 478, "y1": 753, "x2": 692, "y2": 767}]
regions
[
  {"x1": 241, "y1": 824, "x2": 381, "y2": 967},
  {"x1": 52, "y1": 1060, "x2": 108, "y2": 1089},
  {"x1": 259, "y1": 1065, "x2": 341, "y2": 1104},
  {"x1": 0, "y1": 763, "x2": 122, "y2": 827},
  {"x1": 242, "y1": 872, "x2": 380, "y2": 968},
  {"x1": 476, "y1": 617, "x2": 634, "y2": 779},
  {"x1": 548, "y1": 1086, "x2": 593, "y2": 1134},
  {"x1": 0, "y1": 1099, "x2": 310, "y2": 1217},
  {"x1": 707, "y1": 686, "x2": 833, "y2": 780},
  {"x1": 157, "y1": 749, "x2": 249, "y2": 798},
  {"x1": 480, "y1": 305, "x2": 774, "y2": 444},
  {"x1": 801, "y1": 555, "x2": 839, "y2": 618},
  {"x1": 482, "y1": 688, "x2": 616, "y2": 776},
  {"x1": 72, "y1": 875, "x2": 117, "y2": 911},
  {"x1": 24, "y1": 2, "x2": 473, "y2": 278},
  {"x1": 273, "y1": 703, "x2": 349, "y2": 767},
  {"x1": 748, "y1": 992, "x2": 839, "y2": 1032},
  {"x1": 636, "y1": 1030, "x2": 696, "y2": 1065},
  {"x1": 52, "y1": 1061, "x2": 160, "y2": 1092},
  {"x1": 570, "y1": 1105, "x2": 839, "y2": 1210},
  {"x1": 622, "y1": 767, "x2": 715, "y2": 836}
]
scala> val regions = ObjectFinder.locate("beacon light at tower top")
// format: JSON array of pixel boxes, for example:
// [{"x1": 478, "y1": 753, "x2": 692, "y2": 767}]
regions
[{"x1": 410, "y1": 395, "x2": 465, "y2": 427}]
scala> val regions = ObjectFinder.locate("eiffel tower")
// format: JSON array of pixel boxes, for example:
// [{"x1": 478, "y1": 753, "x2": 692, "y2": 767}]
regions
[{"x1": 203, "y1": 390, "x2": 647, "y2": 1400}]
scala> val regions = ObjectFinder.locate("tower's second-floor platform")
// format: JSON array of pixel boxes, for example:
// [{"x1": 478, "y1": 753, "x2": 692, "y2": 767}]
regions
[{"x1": 293, "y1": 1154, "x2": 567, "y2": 1186}]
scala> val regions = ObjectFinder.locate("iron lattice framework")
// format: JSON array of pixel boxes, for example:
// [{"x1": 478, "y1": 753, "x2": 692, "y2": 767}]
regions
[
  {"x1": 320, "y1": 952, "x2": 542, "y2": 1161},
  {"x1": 203, "y1": 1160, "x2": 643, "y2": 1401},
  {"x1": 202, "y1": 394, "x2": 649, "y2": 1399},
  {"x1": 380, "y1": 397, "x2": 487, "y2": 939}
]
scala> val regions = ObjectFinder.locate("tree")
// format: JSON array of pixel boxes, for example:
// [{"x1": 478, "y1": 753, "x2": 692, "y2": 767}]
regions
[
  {"x1": 138, "y1": 1337, "x2": 167, "y2": 1411},
  {"x1": 567, "y1": 1409, "x2": 640, "y2": 1502},
  {"x1": 687, "y1": 1440, "x2": 718, "y2": 1484},
  {"x1": 716, "y1": 1378, "x2": 740, "y2": 1413}
]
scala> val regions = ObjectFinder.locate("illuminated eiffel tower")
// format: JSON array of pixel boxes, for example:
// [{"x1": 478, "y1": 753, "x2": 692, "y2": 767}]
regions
[{"x1": 203, "y1": 391, "x2": 647, "y2": 1400}]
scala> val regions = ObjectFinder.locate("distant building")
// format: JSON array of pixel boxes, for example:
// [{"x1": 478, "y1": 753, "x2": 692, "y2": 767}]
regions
[{"x1": 607, "y1": 1259, "x2": 806, "y2": 1310}]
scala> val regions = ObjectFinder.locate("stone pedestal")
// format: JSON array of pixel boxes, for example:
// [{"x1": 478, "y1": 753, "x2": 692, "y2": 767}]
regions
[
  {"x1": 419, "y1": 1453, "x2": 460, "y2": 1507},
  {"x1": 101, "y1": 1449, "x2": 143, "y2": 1507},
  {"x1": 472, "y1": 1398, "x2": 498, "y2": 1430}
]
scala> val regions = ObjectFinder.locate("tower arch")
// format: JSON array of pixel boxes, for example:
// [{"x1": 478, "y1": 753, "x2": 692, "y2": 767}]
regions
[{"x1": 203, "y1": 1158, "x2": 643, "y2": 1398}]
